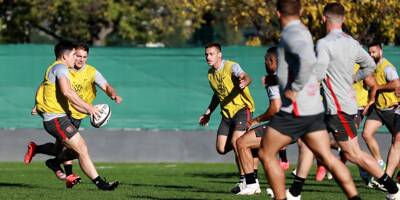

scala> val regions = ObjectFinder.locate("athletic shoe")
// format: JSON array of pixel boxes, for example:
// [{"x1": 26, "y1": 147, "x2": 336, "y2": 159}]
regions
[
  {"x1": 255, "y1": 179, "x2": 261, "y2": 194},
  {"x1": 291, "y1": 169, "x2": 297, "y2": 176},
  {"x1": 24, "y1": 142, "x2": 37, "y2": 164},
  {"x1": 386, "y1": 183, "x2": 400, "y2": 200},
  {"x1": 368, "y1": 177, "x2": 387, "y2": 192},
  {"x1": 286, "y1": 189, "x2": 301, "y2": 200},
  {"x1": 315, "y1": 166, "x2": 327, "y2": 181},
  {"x1": 45, "y1": 159, "x2": 66, "y2": 180},
  {"x1": 55, "y1": 170, "x2": 67, "y2": 181},
  {"x1": 266, "y1": 188, "x2": 301, "y2": 199},
  {"x1": 236, "y1": 182, "x2": 261, "y2": 195},
  {"x1": 96, "y1": 178, "x2": 119, "y2": 191},
  {"x1": 280, "y1": 160, "x2": 290, "y2": 171},
  {"x1": 266, "y1": 188, "x2": 274, "y2": 198},
  {"x1": 231, "y1": 181, "x2": 246, "y2": 194},
  {"x1": 65, "y1": 174, "x2": 81, "y2": 188}
]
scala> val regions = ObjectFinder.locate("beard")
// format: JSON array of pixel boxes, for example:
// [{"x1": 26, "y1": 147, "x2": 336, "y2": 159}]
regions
[{"x1": 373, "y1": 56, "x2": 381, "y2": 63}]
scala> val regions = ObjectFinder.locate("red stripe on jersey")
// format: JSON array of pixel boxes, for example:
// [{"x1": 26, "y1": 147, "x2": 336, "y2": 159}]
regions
[{"x1": 325, "y1": 76, "x2": 355, "y2": 138}]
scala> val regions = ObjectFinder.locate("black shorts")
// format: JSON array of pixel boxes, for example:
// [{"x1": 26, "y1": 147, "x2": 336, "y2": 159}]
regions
[
  {"x1": 394, "y1": 110, "x2": 400, "y2": 134},
  {"x1": 268, "y1": 111, "x2": 326, "y2": 142},
  {"x1": 217, "y1": 107, "x2": 252, "y2": 136},
  {"x1": 325, "y1": 113, "x2": 358, "y2": 141},
  {"x1": 253, "y1": 124, "x2": 268, "y2": 137},
  {"x1": 68, "y1": 116, "x2": 82, "y2": 129},
  {"x1": 366, "y1": 107, "x2": 396, "y2": 134},
  {"x1": 43, "y1": 116, "x2": 78, "y2": 141}
]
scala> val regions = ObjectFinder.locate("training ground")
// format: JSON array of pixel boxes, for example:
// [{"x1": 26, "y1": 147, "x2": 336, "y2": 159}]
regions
[{"x1": 0, "y1": 129, "x2": 394, "y2": 199}]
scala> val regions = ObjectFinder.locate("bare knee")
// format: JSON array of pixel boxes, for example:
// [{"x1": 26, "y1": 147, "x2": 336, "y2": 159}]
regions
[
  {"x1": 236, "y1": 138, "x2": 247, "y2": 151},
  {"x1": 362, "y1": 132, "x2": 374, "y2": 142},
  {"x1": 258, "y1": 148, "x2": 274, "y2": 163}
]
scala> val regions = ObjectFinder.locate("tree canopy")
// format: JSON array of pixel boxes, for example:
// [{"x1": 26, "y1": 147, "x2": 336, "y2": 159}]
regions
[{"x1": 0, "y1": 0, "x2": 399, "y2": 46}]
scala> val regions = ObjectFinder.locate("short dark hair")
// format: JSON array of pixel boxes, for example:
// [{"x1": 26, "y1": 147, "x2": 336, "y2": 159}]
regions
[
  {"x1": 54, "y1": 41, "x2": 75, "y2": 59},
  {"x1": 276, "y1": 0, "x2": 301, "y2": 16},
  {"x1": 205, "y1": 42, "x2": 222, "y2": 52},
  {"x1": 75, "y1": 42, "x2": 89, "y2": 54},
  {"x1": 323, "y1": 2, "x2": 345, "y2": 17},
  {"x1": 368, "y1": 41, "x2": 382, "y2": 49}
]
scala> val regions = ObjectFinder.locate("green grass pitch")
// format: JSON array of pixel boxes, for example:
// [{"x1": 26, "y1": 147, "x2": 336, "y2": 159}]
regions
[{"x1": 0, "y1": 162, "x2": 388, "y2": 199}]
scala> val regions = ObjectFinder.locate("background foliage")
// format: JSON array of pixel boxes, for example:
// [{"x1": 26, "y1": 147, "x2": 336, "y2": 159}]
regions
[{"x1": 0, "y1": 0, "x2": 399, "y2": 46}]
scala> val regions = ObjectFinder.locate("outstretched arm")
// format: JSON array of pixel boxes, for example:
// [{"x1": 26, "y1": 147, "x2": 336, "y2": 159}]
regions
[
  {"x1": 99, "y1": 83, "x2": 122, "y2": 104},
  {"x1": 199, "y1": 94, "x2": 219, "y2": 126}
]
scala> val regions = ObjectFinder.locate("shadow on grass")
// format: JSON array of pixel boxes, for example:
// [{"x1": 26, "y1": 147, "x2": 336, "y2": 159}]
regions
[
  {"x1": 128, "y1": 195, "x2": 209, "y2": 200},
  {"x1": 185, "y1": 172, "x2": 237, "y2": 179},
  {"x1": 0, "y1": 182, "x2": 37, "y2": 188},
  {"x1": 124, "y1": 182, "x2": 231, "y2": 194}
]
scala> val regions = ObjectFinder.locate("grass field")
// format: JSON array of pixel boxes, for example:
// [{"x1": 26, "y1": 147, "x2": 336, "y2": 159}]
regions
[{"x1": 0, "y1": 162, "x2": 388, "y2": 200}]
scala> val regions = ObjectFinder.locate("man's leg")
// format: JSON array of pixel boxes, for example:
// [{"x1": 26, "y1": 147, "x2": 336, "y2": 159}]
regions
[
  {"x1": 338, "y1": 137, "x2": 399, "y2": 195},
  {"x1": 279, "y1": 147, "x2": 290, "y2": 170},
  {"x1": 62, "y1": 132, "x2": 118, "y2": 190},
  {"x1": 386, "y1": 133, "x2": 400, "y2": 177},
  {"x1": 362, "y1": 119, "x2": 385, "y2": 166},
  {"x1": 236, "y1": 129, "x2": 262, "y2": 195},
  {"x1": 287, "y1": 138, "x2": 314, "y2": 197},
  {"x1": 302, "y1": 130, "x2": 359, "y2": 199},
  {"x1": 258, "y1": 127, "x2": 292, "y2": 200}
]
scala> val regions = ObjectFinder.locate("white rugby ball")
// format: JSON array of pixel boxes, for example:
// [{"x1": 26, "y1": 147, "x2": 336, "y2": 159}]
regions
[{"x1": 90, "y1": 104, "x2": 112, "y2": 128}]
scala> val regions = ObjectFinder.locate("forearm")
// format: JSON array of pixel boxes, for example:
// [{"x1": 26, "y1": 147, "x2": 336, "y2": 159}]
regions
[
  {"x1": 63, "y1": 90, "x2": 91, "y2": 113},
  {"x1": 254, "y1": 100, "x2": 280, "y2": 122},
  {"x1": 377, "y1": 80, "x2": 400, "y2": 92},
  {"x1": 105, "y1": 84, "x2": 118, "y2": 100},
  {"x1": 205, "y1": 94, "x2": 219, "y2": 115}
]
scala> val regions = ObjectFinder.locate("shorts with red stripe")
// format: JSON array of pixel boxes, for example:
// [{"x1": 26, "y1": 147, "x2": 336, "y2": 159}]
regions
[
  {"x1": 268, "y1": 111, "x2": 326, "y2": 143},
  {"x1": 325, "y1": 113, "x2": 358, "y2": 141},
  {"x1": 217, "y1": 107, "x2": 252, "y2": 136},
  {"x1": 43, "y1": 116, "x2": 78, "y2": 141}
]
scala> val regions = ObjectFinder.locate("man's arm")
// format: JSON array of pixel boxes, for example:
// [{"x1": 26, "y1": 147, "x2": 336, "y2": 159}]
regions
[
  {"x1": 232, "y1": 63, "x2": 252, "y2": 89},
  {"x1": 376, "y1": 66, "x2": 400, "y2": 92},
  {"x1": 286, "y1": 33, "x2": 317, "y2": 93},
  {"x1": 95, "y1": 70, "x2": 122, "y2": 104},
  {"x1": 362, "y1": 75, "x2": 378, "y2": 115},
  {"x1": 253, "y1": 98, "x2": 281, "y2": 124},
  {"x1": 354, "y1": 44, "x2": 376, "y2": 82},
  {"x1": 99, "y1": 83, "x2": 122, "y2": 104},
  {"x1": 199, "y1": 94, "x2": 219, "y2": 126},
  {"x1": 239, "y1": 72, "x2": 252, "y2": 89},
  {"x1": 315, "y1": 40, "x2": 330, "y2": 81},
  {"x1": 58, "y1": 76, "x2": 97, "y2": 116},
  {"x1": 31, "y1": 83, "x2": 43, "y2": 115}
]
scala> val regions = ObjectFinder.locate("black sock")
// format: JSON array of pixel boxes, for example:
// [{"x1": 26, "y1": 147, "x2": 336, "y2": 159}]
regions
[
  {"x1": 348, "y1": 195, "x2": 361, "y2": 200},
  {"x1": 289, "y1": 175, "x2": 306, "y2": 197},
  {"x1": 254, "y1": 169, "x2": 258, "y2": 179},
  {"x1": 239, "y1": 175, "x2": 245, "y2": 182},
  {"x1": 378, "y1": 173, "x2": 398, "y2": 194},
  {"x1": 36, "y1": 143, "x2": 59, "y2": 156},
  {"x1": 64, "y1": 164, "x2": 73, "y2": 176},
  {"x1": 245, "y1": 173, "x2": 256, "y2": 184},
  {"x1": 92, "y1": 176, "x2": 108, "y2": 189},
  {"x1": 279, "y1": 149, "x2": 288, "y2": 162}
]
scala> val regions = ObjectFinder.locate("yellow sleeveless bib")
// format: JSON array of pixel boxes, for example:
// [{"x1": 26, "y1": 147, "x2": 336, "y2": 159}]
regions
[{"x1": 208, "y1": 60, "x2": 255, "y2": 118}]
